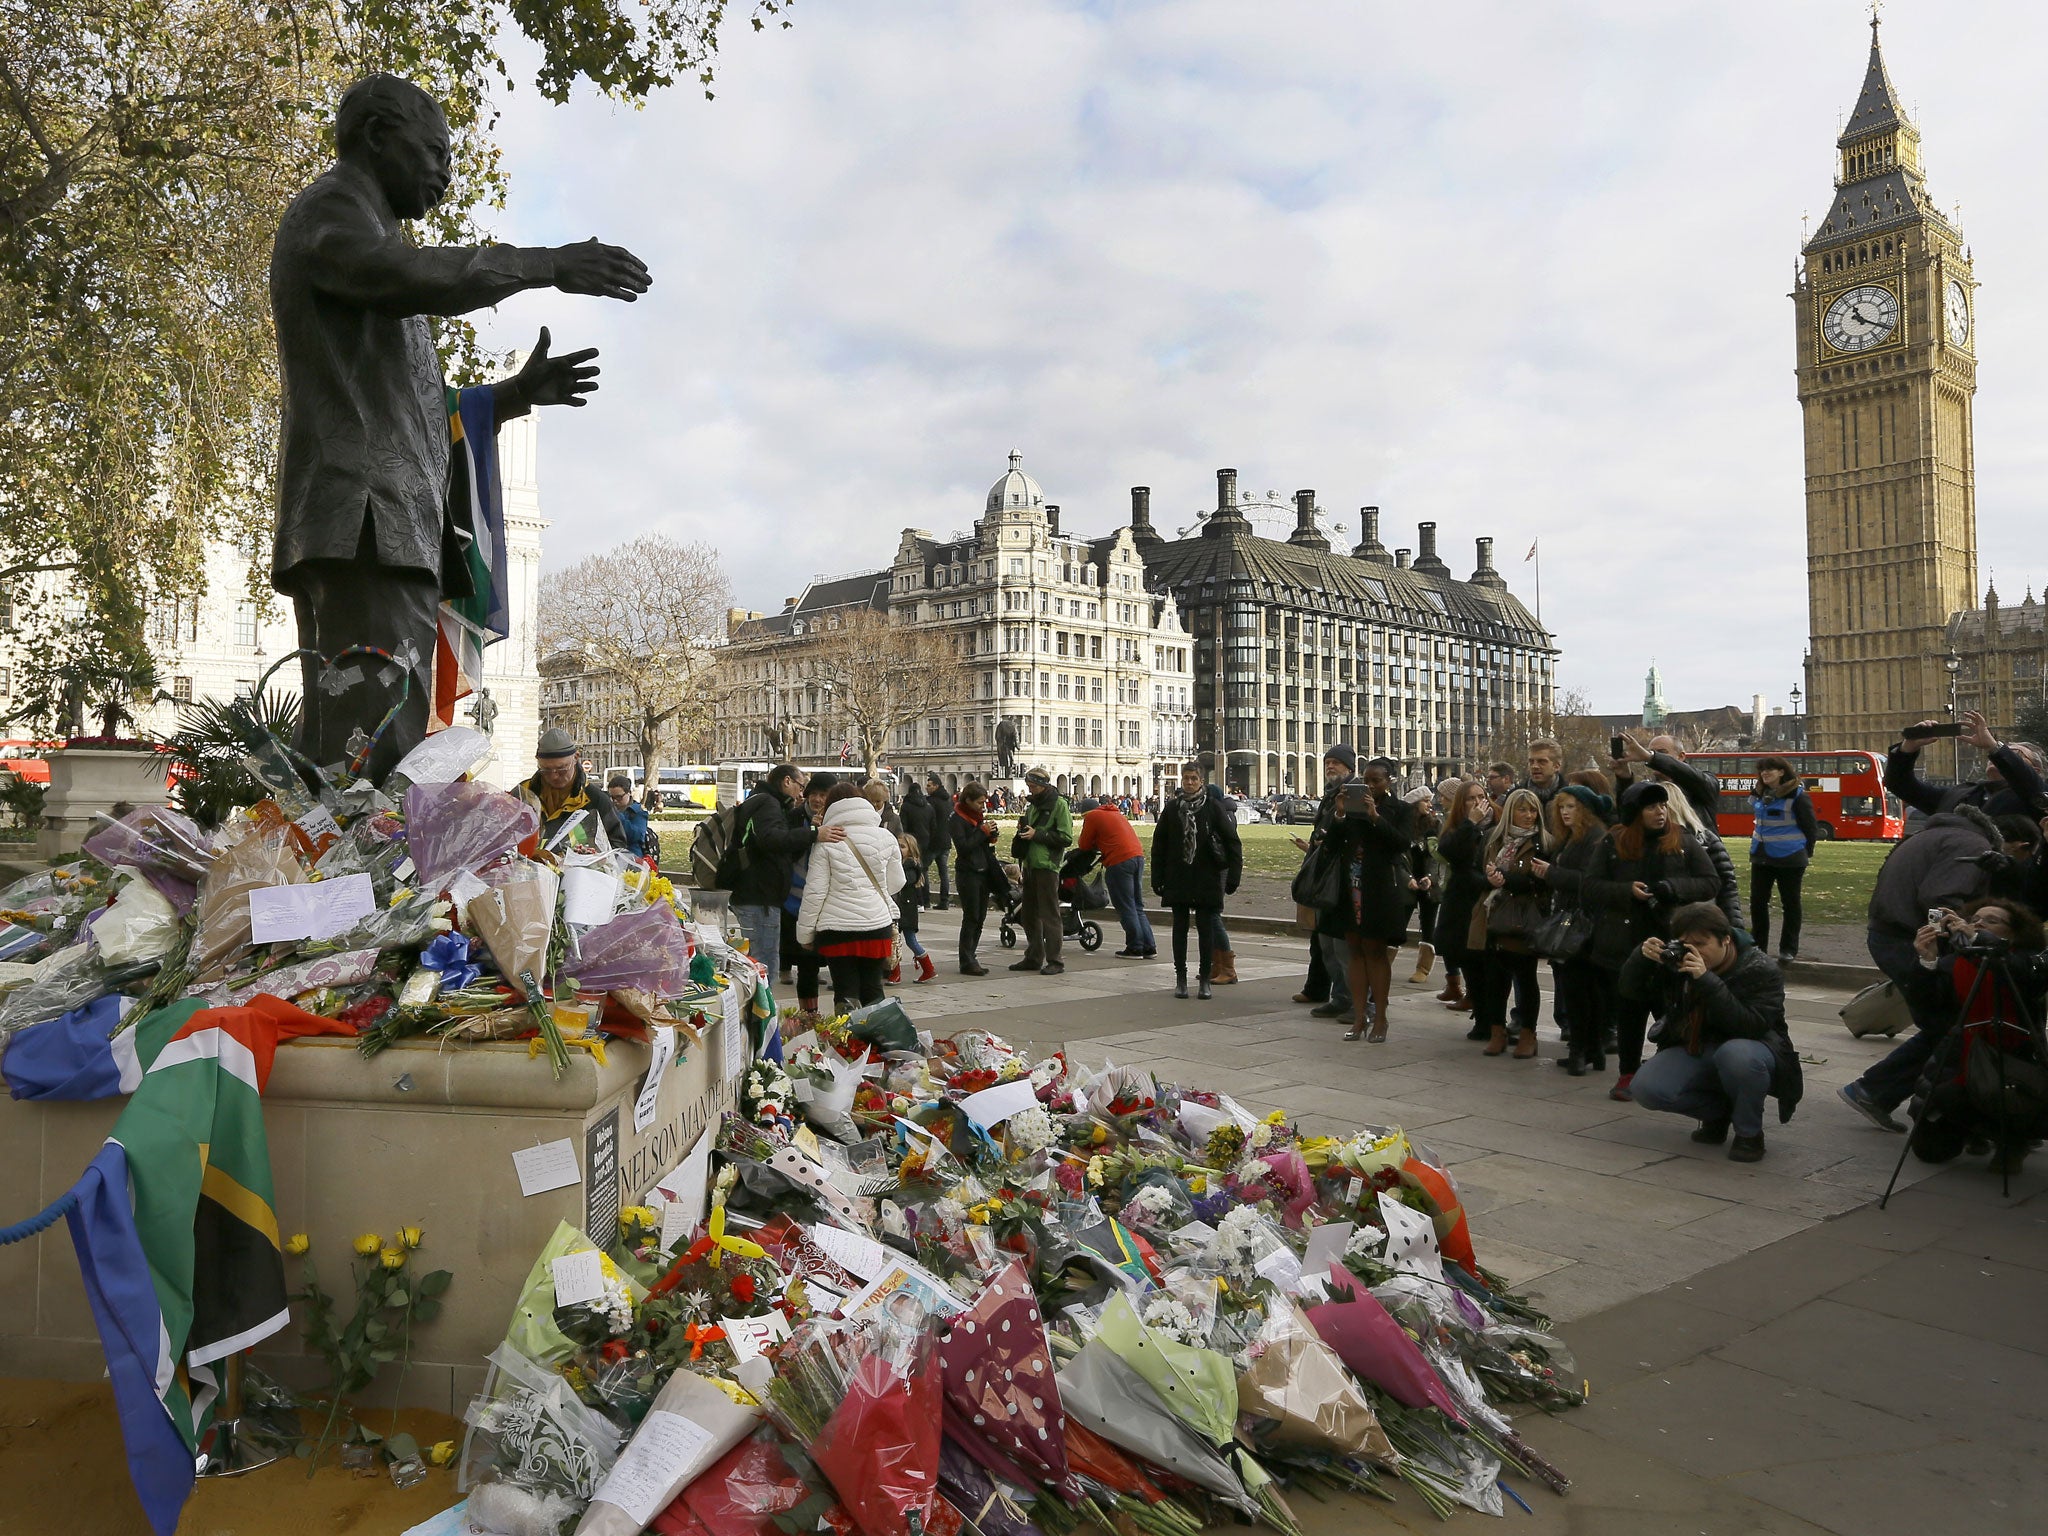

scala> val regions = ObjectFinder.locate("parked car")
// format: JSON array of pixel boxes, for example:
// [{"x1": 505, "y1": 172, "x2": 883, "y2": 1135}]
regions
[{"x1": 1270, "y1": 794, "x2": 1319, "y2": 824}]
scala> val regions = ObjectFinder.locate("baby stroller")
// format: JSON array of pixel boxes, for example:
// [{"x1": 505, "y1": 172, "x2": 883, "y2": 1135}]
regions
[{"x1": 1000, "y1": 847, "x2": 1106, "y2": 953}]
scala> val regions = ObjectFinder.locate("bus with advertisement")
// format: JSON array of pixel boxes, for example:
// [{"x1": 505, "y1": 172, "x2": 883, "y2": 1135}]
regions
[
  {"x1": 607, "y1": 765, "x2": 720, "y2": 813},
  {"x1": 1684, "y1": 750, "x2": 1904, "y2": 843}
]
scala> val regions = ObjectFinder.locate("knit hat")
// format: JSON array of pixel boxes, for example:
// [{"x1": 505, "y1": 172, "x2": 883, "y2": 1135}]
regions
[
  {"x1": 1402, "y1": 786, "x2": 1434, "y2": 806},
  {"x1": 535, "y1": 727, "x2": 577, "y2": 760},
  {"x1": 1616, "y1": 779, "x2": 1668, "y2": 824},
  {"x1": 1559, "y1": 783, "x2": 1613, "y2": 823},
  {"x1": 1323, "y1": 742, "x2": 1358, "y2": 771},
  {"x1": 1073, "y1": 798, "x2": 1100, "y2": 814},
  {"x1": 1024, "y1": 765, "x2": 1052, "y2": 785}
]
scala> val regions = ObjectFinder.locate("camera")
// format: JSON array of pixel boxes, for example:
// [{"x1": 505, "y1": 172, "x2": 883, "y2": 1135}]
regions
[{"x1": 1660, "y1": 940, "x2": 1691, "y2": 971}]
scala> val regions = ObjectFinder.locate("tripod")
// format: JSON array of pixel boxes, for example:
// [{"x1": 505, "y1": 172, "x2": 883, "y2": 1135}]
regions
[{"x1": 1879, "y1": 941, "x2": 2048, "y2": 1206}]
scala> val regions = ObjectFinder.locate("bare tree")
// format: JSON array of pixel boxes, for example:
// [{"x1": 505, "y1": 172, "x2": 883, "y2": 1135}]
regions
[
  {"x1": 1481, "y1": 687, "x2": 1612, "y2": 775},
  {"x1": 1678, "y1": 719, "x2": 1724, "y2": 753},
  {"x1": 804, "y1": 610, "x2": 975, "y2": 778},
  {"x1": 540, "y1": 536, "x2": 733, "y2": 785}
]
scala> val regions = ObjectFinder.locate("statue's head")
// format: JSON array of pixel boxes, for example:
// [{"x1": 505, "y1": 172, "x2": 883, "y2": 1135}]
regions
[{"x1": 335, "y1": 74, "x2": 450, "y2": 220}]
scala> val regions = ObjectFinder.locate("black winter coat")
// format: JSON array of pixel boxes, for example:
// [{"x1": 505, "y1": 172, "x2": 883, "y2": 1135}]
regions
[
  {"x1": 1150, "y1": 791, "x2": 1243, "y2": 911},
  {"x1": 1581, "y1": 826, "x2": 1719, "y2": 972},
  {"x1": 1620, "y1": 938, "x2": 1803, "y2": 1121},
  {"x1": 726, "y1": 786, "x2": 816, "y2": 907},
  {"x1": 949, "y1": 810, "x2": 1008, "y2": 900},
  {"x1": 1326, "y1": 792, "x2": 1415, "y2": 942},
  {"x1": 1435, "y1": 819, "x2": 1490, "y2": 959},
  {"x1": 900, "y1": 785, "x2": 939, "y2": 854}
]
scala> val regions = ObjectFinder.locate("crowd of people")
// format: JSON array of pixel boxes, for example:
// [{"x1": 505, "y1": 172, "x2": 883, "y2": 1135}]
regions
[{"x1": 679, "y1": 705, "x2": 2048, "y2": 1176}]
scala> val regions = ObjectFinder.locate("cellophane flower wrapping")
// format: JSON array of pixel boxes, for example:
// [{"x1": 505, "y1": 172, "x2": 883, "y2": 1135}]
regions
[
  {"x1": 189, "y1": 822, "x2": 306, "y2": 981},
  {"x1": 567, "y1": 903, "x2": 696, "y2": 999},
  {"x1": 404, "y1": 779, "x2": 538, "y2": 892},
  {"x1": 82, "y1": 807, "x2": 213, "y2": 913},
  {"x1": 651, "y1": 1429, "x2": 840, "y2": 1536},
  {"x1": 937, "y1": 1262, "x2": 1073, "y2": 1494},
  {"x1": 1304, "y1": 1262, "x2": 1466, "y2": 1423},
  {"x1": 937, "y1": 1436, "x2": 1043, "y2": 1536},
  {"x1": 458, "y1": 1341, "x2": 624, "y2": 1507},
  {"x1": 1094, "y1": 1292, "x2": 1239, "y2": 1449},
  {"x1": 1056, "y1": 1339, "x2": 1253, "y2": 1514},
  {"x1": 87, "y1": 875, "x2": 182, "y2": 967},
  {"x1": 575, "y1": 1365, "x2": 763, "y2": 1536},
  {"x1": 506, "y1": 1222, "x2": 645, "y2": 1366},
  {"x1": 1235, "y1": 1294, "x2": 1396, "y2": 1465},
  {"x1": 808, "y1": 1328, "x2": 945, "y2": 1536}
]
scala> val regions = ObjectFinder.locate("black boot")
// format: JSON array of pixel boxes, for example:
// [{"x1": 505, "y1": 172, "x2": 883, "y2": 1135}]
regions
[
  {"x1": 1465, "y1": 1019, "x2": 1490, "y2": 1042},
  {"x1": 1198, "y1": 977, "x2": 1213, "y2": 1000},
  {"x1": 1174, "y1": 971, "x2": 1189, "y2": 999}
]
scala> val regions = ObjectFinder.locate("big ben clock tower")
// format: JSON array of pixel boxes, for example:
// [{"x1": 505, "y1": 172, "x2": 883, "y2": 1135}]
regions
[{"x1": 1796, "y1": 15, "x2": 1977, "y2": 751}]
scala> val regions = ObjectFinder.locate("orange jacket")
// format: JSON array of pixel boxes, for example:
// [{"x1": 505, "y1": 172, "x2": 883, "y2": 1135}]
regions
[{"x1": 1077, "y1": 805, "x2": 1143, "y2": 866}]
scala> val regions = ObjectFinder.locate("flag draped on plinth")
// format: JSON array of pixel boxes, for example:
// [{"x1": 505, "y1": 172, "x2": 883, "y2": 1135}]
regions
[
  {"x1": 433, "y1": 384, "x2": 513, "y2": 732},
  {"x1": 57, "y1": 996, "x2": 349, "y2": 1534}
]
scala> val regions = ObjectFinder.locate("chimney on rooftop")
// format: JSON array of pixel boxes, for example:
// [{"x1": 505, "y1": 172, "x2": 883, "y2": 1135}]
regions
[
  {"x1": 1286, "y1": 489, "x2": 1330, "y2": 550},
  {"x1": 1204, "y1": 467, "x2": 1250, "y2": 537},
  {"x1": 1352, "y1": 505, "x2": 1391, "y2": 564},
  {"x1": 1413, "y1": 520, "x2": 1449, "y2": 576},
  {"x1": 1046, "y1": 504, "x2": 1060, "y2": 536},
  {"x1": 1469, "y1": 536, "x2": 1507, "y2": 589},
  {"x1": 1395, "y1": 548, "x2": 1412, "y2": 569},
  {"x1": 1128, "y1": 485, "x2": 1164, "y2": 552}
]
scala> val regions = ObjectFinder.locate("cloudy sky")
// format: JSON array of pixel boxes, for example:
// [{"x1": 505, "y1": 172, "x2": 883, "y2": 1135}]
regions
[{"x1": 470, "y1": 0, "x2": 2048, "y2": 717}]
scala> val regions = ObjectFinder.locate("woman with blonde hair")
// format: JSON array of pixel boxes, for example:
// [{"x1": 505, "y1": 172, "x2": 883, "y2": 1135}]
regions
[
  {"x1": 1434, "y1": 778, "x2": 1494, "y2": 1025},
  {"x1": 1470, "y1": 787, "x2": 1552, "y2": 1058}
]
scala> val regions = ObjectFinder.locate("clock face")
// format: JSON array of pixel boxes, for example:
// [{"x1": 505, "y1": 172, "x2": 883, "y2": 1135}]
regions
[
  {"x1": 1822, "y1": 284, "x2": 1900, "y2": 352},
  {"x1": 1946, "y1": 279, "x2": 1970, "y2": 345}
]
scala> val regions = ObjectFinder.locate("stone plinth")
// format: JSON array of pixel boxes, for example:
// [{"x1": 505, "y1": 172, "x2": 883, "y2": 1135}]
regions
[
  {"x1": 0, "y1": 985, "x2": 743, "y2": 1414},
  {"x1": 35, "y1": 749, "x2": 171, "y2": 858}
]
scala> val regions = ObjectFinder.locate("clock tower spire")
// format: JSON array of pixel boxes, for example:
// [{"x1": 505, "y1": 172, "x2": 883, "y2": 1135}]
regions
[{"x1": 1794, "y1": 17, "x2": 1976, "y2": 751}]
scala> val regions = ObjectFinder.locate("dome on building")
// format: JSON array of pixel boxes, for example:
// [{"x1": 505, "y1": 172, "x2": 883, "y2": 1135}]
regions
[{"x1": 986, "y1": 449, "x2": 1046, "y2": 515}]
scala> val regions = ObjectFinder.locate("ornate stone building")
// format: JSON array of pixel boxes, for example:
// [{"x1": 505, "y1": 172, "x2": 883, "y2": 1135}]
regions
[
  {"x1": 712, "y1": 454, "x2": 1195, "y2": 798},
  {"x1": 1797, "y1": 18, "x2": 1978, "y2": 751},
  {"x1": 1948, "y1": 583, "x2": 2048, "y2": 772},
  {"x1": 1134, "y1": 470, "x2": 1553, "y2": 795}
]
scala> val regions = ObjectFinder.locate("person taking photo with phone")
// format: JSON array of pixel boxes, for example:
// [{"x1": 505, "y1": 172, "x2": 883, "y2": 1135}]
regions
[{"x1": 1886, "y1": 710, "x2": 2048, "y2": 819}]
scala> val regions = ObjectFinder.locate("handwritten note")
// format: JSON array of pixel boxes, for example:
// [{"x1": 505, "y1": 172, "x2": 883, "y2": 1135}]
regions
[
  {"x1": 393, "y1": 726, "x2": 489, "y2": 785},
  {"x1": 653, "y1": 1131, "x2": 712, "y2": 1248},
  {"x1": 512, "y1": 1138, "x2": 580, "y2": 1197},
  {"x1": 590, "y1": 1410, "x2": 717, "y2": 1526},
  {"x1": 960, "y1": 1078, "x2": 1039, "y2": 1129},
  {"x1": 806, "y1": 1223, "x2": 890, "y2": 1281},
  {"x1": 722, "y1": 982, "x2": 746, "y2": 1080},
  {"x1": 633, "y1": 1026, "x2": 678, "y2": 1135},
  {"x1": 248, "y1": 873, "x2": 374, "y2": 943},
  {"x1": 550, "y1": 1249, "x2": 607, "y2": 1308},
  {"x1": 563, "y1": 866, "x2": 622, "y2": 926},
  {"x1": 1254, "y1": 1246, "x2": 1305, "y2": 1294}
]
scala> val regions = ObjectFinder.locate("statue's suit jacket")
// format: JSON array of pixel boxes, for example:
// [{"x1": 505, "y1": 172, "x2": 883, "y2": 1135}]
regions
[{"x1": 269, "y1": 159, "x2": 546, "y2": 592}]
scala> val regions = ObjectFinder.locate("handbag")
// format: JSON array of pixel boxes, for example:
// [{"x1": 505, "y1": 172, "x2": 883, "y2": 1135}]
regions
[
  {"x1": 1484, "y1": 892, "x2": 1543, "y2": 943},
  {"x1": 1291, "y1": 839, "x2": 1345, "y2": 912},
  {"x1": 1532, "y1": 902, "x2": 1594, "y2": 961},
  {"x1": 843, "y1": 837, "x2": 903, "y2": 952},
  {"x1": 1840, "y1": 978, "x2": 1913, "y2": 1039}
]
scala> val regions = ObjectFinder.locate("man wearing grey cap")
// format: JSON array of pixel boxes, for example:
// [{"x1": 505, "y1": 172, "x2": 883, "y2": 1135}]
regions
[{"x1": 516, "y1": 728, "x2": 625, "y2": 848}]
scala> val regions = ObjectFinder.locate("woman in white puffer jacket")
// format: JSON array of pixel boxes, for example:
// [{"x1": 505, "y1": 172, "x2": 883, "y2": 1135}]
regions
[{"x1": 795, "y1": 783, "x2": 906, "y2": 1013}]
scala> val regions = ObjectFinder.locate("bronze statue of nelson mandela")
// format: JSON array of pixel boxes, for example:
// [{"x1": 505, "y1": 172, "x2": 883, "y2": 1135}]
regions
[{"x1": 270, "y1": 73, "x2": 650, "y2": 779}]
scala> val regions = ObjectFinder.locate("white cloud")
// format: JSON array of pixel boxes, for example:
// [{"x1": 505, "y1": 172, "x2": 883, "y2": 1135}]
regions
[{"x1": 467, "y1": 0, "x2": 2048, "y2": 715}]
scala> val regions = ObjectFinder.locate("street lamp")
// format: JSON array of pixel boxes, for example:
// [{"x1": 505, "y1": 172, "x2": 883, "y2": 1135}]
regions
[
  {"x1": 1946, "y1": 651, "x2": 1962, "y2": 781},
  {"x1": 1788, "y1": 684, "x2": 1802, "y2": 751}
]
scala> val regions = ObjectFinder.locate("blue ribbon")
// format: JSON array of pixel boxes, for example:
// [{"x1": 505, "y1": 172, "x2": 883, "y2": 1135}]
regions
[{"x1": 420, "y1": 932, "x2": 480, "y2": 991}]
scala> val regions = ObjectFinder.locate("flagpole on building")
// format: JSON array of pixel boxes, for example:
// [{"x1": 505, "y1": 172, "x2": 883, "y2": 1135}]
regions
[{"x1": 1526, "y1": 538, "x2": 1542, "y2": 624}]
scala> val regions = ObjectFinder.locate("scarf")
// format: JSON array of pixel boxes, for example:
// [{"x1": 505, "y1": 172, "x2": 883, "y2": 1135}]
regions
[
  {"x1": 956, "y1": 802, "x2": 986, "y2": 832},
  {"x1": 535, "y1": 771, "x2": 588, "y2": 821},
  {"x1": 1179, "y1": 786, "x2": 1207, "y2": 866},
  {"x1": 1482, "y1": 823, "x2": 1538, "y2": 911}
]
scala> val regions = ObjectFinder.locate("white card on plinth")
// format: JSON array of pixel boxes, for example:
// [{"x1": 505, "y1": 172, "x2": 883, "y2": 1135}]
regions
[
  {"x1": 1254, "y1": 1246, "x2": 1305, "y2": 1293},
  {"x1": 513, "y1": 1138, "x2": 580, "y2": 1196},
  {"x1": 633, "y1": 1026, "x2": 678, "y2": 1135},
  {"x1": 563, "y1": 866, "x2": 622, "y2": 926},
  {"x1": 550, "y1": 1249, "x2": 606, "y2": 1308},
  {"x1": 652, "y1": 1131, "x2": 712, "y2": 1247},
  {"x1": 393, "y1": 726, "x2": 490, "y2": 785},
  {"x1": 248, "y1": 873, "x2": 373, "y2": 943},
  {"x1": 806, "y1": 1223, "x2": 890, "y2": 1281},
  {"x1": 722, "y1": 984, "x2": 746, "y2": 1079},
  {"x1": 959, "y1": 1078, "x2": 1038, "y2": 1129},
  {"x1": 590, "y1": 1409, "x2": 717, "y2": 1526}
]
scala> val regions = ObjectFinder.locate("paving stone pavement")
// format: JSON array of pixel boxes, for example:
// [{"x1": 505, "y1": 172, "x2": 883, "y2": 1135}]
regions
[{"x1": 882, "y1": 915, "x2": 2048, "y2": 1532}]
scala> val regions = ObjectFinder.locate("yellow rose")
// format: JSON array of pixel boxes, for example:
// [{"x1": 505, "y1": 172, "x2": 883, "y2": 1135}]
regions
[
  {"x1": 353, "y1": 1233, "x2": 382, "y2": 1256},
  {"x1": 427, "y1": 1440, "x2": 456, "y2": 1467},
  {"x1": 399, "y1": 1225, "x2": 424, "y2": 1250},
  {"x1": 380, "y1": 1248, "x2": 407, "y2": 1270},
  {"x1": 285, "y1": 1233, "x2": 311, "y2": 1257}
]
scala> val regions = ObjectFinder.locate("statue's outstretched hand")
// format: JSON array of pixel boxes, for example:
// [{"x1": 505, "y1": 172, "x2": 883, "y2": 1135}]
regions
[
  {"x1": 550, "y1": 238, "x2": 651, "y2": 300},
  {"x1": 513, "y1": 327, "x2": 601, "y2": 409}
]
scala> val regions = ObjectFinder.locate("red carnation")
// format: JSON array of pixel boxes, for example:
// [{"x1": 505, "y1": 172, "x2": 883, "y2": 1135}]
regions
[{"x1": 730, "y1": 1273, "x2": 758, "y2": 1304}]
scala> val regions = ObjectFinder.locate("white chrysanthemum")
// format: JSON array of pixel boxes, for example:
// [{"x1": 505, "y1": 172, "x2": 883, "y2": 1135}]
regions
[
  {"x1": 1005, "y1": 1106, "x2": 1055, "y2": 1155},
  {"x1": 1140, "y1": 1296, "x2": 1203, "y2": 1347},
  {"x1": 1216, "y1": 1204, "x2": 1266, "y2": 1266},
  {"x1": 1127, "y1": 1185, "x2": 1175, "y2": 1220},
  {"x1": 1345, "y1": 1225, "x2": 1387, "y2": 1260}
]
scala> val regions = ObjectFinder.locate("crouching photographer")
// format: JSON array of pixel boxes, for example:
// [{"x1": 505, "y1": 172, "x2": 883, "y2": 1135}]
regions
[
  {"x1": 1618, "y1": 903, "x2": 1802, "y2": 1163},
  {"x1": 1895, "y1": 900, "x2": 2048, "y2": 1177}
]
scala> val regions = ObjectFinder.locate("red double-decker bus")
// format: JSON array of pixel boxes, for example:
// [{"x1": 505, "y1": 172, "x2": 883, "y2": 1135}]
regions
[{"x1": 1684, "y1": 750, "x2": 1904, "y2": 843}]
